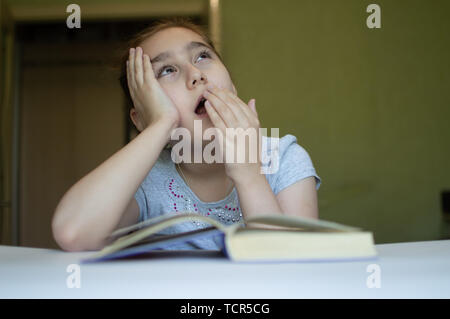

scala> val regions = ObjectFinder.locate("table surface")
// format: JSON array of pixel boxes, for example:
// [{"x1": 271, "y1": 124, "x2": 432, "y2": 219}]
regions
[{"x1": 1, "y1": 240, "x2": 449, "y2": 298}]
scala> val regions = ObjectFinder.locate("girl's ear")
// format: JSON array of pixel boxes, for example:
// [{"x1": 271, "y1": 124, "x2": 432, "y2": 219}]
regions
[{"x1": 129, "y1": 108, "x2": 144, "y2": 132}]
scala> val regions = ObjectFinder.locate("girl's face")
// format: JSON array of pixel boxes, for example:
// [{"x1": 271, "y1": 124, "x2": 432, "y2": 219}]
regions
[{"x1": 139, "y1": 27, "x2": 236, "y2": 137}]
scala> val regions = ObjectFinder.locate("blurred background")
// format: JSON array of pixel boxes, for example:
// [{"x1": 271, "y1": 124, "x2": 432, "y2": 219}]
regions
[{"x1": 1, "y1": 0, "x2": 449, "y2": 249}]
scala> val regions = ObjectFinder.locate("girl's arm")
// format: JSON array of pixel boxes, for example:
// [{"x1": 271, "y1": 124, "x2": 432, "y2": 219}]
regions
[
  {"x1": 51, "y1": 116, "x2": 177, "y2": 252},
  {"x1": 53, "y1": 46, "x2": 180, "y2": 252},
  {"x1": 275, "y1": 177, "x2": 319, "y2": 219},
  {"x1": 234, "y1": 174, "x2": 318, "y2": 220},
  {"x1": 201, "y1": 85, "x2": 319, "y2": 220}
]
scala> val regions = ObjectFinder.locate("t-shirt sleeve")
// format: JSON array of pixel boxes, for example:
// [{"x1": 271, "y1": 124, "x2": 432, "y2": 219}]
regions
[
  {"x1": 272, "y1": 135, "x2": 322, "y2": 195},
  {"x1": 134, "y1": 185, "x2": 148, "y2": 223}
]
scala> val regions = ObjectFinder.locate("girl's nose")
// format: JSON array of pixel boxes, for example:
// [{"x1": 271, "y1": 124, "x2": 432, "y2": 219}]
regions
[
  {"x1": 188, "y1": 67, "x2": 207, "y2": 88},
  {"x1": 193, "y1": 75, "x2": 206, "y2": 85}
]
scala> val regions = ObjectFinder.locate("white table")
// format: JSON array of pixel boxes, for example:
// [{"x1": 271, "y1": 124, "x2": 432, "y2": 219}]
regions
[{"x1": 0, "y1": 240, "x2": 449, "y2": 298}]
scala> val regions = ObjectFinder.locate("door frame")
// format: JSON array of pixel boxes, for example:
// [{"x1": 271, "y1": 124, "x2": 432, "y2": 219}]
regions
[{"x1": 1, "y1": 0, "x2": 17, "y2": 245}]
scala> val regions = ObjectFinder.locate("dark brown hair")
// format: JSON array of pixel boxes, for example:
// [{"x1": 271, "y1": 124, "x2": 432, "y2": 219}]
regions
[{"x1": 115, "y1": 17, "x2": 223, "y2": 114}]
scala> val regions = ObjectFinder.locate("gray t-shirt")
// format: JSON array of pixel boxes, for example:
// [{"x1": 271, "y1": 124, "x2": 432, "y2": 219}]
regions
[{"x1": 134, "y1": 134, "x2": 322, "y2": 250}]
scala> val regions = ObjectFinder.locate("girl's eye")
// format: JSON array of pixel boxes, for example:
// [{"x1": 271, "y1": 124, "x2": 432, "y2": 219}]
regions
[
  {"x1": 157, "y1": 50, "x2": 212, "y2": 78},
  {"x1": 197, "y1": 49, "x2": 212, "y2": 62},
  {"x1": 157, "y1": 65, "x2": 175, "y2": 78}
]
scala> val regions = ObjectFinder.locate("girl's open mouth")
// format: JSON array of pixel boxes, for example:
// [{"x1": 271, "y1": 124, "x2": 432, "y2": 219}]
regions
[{"x1": 195, "y1": 98, "x2": 208, "y2": 116}]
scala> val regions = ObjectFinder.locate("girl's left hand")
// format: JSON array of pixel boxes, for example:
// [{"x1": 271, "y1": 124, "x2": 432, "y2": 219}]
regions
[{"x1": 203, "y1": 84, "x2": 262, "y2": 182}]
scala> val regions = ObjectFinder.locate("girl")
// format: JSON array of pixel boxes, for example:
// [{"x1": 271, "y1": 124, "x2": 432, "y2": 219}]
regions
[{"x1": 51, "y1": 17, "x2": 321, "y2": 252}]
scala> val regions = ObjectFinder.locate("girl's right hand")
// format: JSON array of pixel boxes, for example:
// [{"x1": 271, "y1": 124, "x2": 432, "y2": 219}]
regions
[{"x1": 127, "y1": 46, "x2": 180, "y2": 130}]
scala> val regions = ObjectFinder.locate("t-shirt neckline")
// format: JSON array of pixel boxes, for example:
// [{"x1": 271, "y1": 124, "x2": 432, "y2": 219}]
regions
[{"x1": 168, "y1": 153, "x2": 236, "y2": 206}]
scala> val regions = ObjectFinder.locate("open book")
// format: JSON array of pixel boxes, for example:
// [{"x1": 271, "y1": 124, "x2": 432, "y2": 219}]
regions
[{"x1": 81, "y1": 212, "x2": 377, "y2": 263}]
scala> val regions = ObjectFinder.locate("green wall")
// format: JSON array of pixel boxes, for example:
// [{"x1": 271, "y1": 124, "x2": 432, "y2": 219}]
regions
[{"x1": 221, "y1": 0, "x2": 450, "y2": 243}]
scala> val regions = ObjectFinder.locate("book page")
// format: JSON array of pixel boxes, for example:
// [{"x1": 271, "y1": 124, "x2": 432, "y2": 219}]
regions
[
  {"x1": 245, "y1": 214, "x2": 361, "y2": 232},
  {"x1": 91, "y1": 213, "x2": 242, "y2": 260}
]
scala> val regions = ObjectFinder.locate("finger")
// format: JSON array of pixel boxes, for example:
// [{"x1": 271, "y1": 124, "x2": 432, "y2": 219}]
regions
[
  {"x1": 128, "y1": 48, "x2": 136, "y2": 85},
  {"x1": 134, "y1": 46, "x2": 144, "y2": 85},
  {"x1": 248, "y1": 99, "x2": 257, "y2": 115},
  {"x1": 204, "y1": 100, "x2": 227, "y2": 133},
  {"x1": 226, "y1": 91, "x2": 258, "y2": 124},
  {"x1": 203, "y1": 103, "x2": 227, "y2": 161},
  {"x1": 143, "y1": 54, "x2": 156, "y2": 84},
  {"x1": 206, "y1": 86, "x2": 247, "y2": 126},
  {"x1": 203, "y1": 90, "x2": 238, "y2": 128},
  {"x1": 126, "y1": 60, "x2": 134, "y2": 99},
  {"x1": 228, "y1": 93, "x2": 260, "y2": 127}
]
